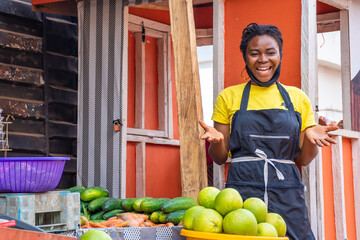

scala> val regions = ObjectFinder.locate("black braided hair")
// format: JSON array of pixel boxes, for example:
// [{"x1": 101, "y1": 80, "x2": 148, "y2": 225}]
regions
[{"x1": 239, "y1": 23, "x2": 283, "y2": 59}]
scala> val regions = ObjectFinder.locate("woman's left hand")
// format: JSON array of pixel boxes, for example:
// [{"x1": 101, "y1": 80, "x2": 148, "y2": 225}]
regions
[{"x1": 305, "y1": 125, "x2": 339, "y2": 147}]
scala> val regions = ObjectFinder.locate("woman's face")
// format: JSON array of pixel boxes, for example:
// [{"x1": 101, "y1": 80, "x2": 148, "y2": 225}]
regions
[{"x1": 245, "y1": 35, "x2": 281, "y2": 83}]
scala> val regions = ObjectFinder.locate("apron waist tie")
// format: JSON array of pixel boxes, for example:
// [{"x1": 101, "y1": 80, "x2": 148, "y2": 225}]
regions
[{"x1": 231, "y1": 149, "x2": 295, "y2": 206}]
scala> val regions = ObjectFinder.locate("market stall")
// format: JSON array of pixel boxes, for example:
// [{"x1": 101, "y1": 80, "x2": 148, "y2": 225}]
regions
[{"x1": 1, "y1": 0, "x2": 360, "y2": 239}]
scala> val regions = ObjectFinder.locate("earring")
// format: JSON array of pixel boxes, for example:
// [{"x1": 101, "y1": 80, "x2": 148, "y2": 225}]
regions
[{"x1": 241, "y1": 68, "x2": 250, "y2": 80}]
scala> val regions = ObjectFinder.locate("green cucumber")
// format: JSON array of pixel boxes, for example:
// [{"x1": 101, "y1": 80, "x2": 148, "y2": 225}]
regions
[
  {"x1": 133, "y1": 197, "x2": 152, "y2": 212},
  {"x1": 102, "y1": 198, "x2": 123, "y2": 211},
  {"x1": 80, "y1": 186, "x2": 109, "y2": 202},
  {"x1": 66, "y1": 185, "x2": 85, "y2": 193},
  {"x1": 103, "y1": 209, "x2": 124, "y2": 220},
  {"x1": 161, "y1": 197, "x2": 197, "y2": 213},
  {"x1": 88, "y1": 197, "x2": 109, "y2": 212},
  {"x1": 158, "y1": 212, "x2": 168, "y2": 223},
  {"x1": 166, "y1": 210, "x2": 187, "y2": 225},
  {"x1": 90, "y1": 211, "x2": 106, "y2": 220},
  {"x1": 121, "y1": 198, "x2": 137, "y2": 212},
  {"x1": 141, "y1": 198, "x2": 170, "y2": 213},
  {"x1": 149, "y1": 211, "x2": 162, "y2": 223}
]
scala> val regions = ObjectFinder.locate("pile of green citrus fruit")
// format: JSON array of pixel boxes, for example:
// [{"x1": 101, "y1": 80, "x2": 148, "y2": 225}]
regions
[{"x1": 183, "y1": 187, "x2": 287, "y2": 237}]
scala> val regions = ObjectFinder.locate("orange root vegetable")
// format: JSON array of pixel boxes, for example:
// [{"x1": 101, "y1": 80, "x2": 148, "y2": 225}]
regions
[{"x1": 165, "y1": 222, "x2": 175, "y2": 227}]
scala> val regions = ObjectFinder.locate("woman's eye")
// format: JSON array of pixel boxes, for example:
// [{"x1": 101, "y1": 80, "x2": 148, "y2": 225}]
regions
[
  {"x1": 250, "y1": 53, "x2": 258, "y2": 56},
  {"x1": 268, "y1": 52, "x2": 276, "y2": 55}
]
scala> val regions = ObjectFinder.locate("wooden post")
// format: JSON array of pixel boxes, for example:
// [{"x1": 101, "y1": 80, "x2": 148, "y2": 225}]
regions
[
  {"x1": 168, "y1": 0, "x2": 208, "y2": 199},
  {"x1": 213, "y1": 0, "x2": 225, "y2": 190}
]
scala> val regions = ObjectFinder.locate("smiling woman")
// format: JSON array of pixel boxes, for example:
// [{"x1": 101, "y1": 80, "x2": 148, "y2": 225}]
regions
[{"x1": 199, "y1": 23, "x2": 338, "y2": 240}]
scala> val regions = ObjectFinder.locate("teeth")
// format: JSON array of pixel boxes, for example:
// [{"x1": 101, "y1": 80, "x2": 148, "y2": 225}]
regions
[{"x1": 257, "y1": 67, "x2": 270, "y2": 71}]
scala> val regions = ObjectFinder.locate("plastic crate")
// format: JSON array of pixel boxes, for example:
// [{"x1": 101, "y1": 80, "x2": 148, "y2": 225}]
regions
[
  {"x1": 0, "y1": 191, "x2": 80, "y2": 232},
  {"x1": 0, "y1": 157, "x2": 70, "y2": 193},
  {"x1": 76, "y1": 226, "x2": 185, "y2": 240},
  {"x1": 180, "y1": 229, "x2": 289, "y2": 240}
]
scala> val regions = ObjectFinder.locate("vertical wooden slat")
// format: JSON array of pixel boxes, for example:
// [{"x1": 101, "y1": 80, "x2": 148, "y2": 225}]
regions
[
  {"x1": 120, "y1": 5, "x2": 129, "y2": 198},
  {"x1": 168, "y1": 0, "x2": 208, "y2": 199},
  {"x1": 136, "y1": 142, "x2": 146, "y2": 197},
  {"x1": 340, "y1": 10, "x2": 352, "y2": 130},
  {"x1": 301, "y1": 0, "x2": 318, "y2": 236},
  {"x1": 43, "y1": 15, "x2": 50, "y2": 157},
  {"x1": 134, "y1": 32, "x2": 145, "y2": 129},
  {"x1": 352, "y1": 138, "x2": 360, "y2": 239},
  {"x1": 134, "y1": 32, "x2": 145, "y2": 198},
  {"x1": 317, "y1": 149, "x2": 326, "y2": 240},
  {"x1": 331, "y1": 136, "x2": 347, "y2": 240},
  {"x1": 212, "y1": 0, "x2": 225, "y2": 190},
  {"x1": 157, "y1": 33, "x2": 173, "y2": 138},
  {"x1": 166, "y1": 33, "x2": 173, "y2": 139},
  {"x1": 157, "y1": 37, "x2": 167, "y2": 135}
]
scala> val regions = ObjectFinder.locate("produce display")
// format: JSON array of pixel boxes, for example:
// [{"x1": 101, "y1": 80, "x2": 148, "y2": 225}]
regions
[
  {"x1": 67, "y1": 186, "x2": 196, "y2": 229},
  {"x1": 183, "y1": 186, "x2": 288, "y2": 238}
]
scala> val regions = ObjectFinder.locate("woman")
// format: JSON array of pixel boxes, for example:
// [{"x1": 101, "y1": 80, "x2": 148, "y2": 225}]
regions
[{"x1": 199, "y1": 23, "x2": 338, "y2": 240}]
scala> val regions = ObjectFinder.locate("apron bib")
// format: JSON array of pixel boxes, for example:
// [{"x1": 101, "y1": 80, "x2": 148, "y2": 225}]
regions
[{"x1": 226, "y1": 81, "x2": 315, "y2": 240}]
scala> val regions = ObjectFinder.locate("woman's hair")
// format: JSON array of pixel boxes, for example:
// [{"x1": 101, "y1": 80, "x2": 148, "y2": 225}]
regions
[{"x1": 239, "y1": 23, "x2": 283, "y2": 57}]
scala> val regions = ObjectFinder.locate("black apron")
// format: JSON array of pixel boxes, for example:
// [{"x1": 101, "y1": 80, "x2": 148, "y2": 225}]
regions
[{"x1": 226, "y1": 81, "x2": 315, "y2": 240}]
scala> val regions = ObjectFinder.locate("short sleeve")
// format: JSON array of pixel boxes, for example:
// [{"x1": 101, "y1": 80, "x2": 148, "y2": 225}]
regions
[
  {"x1": 299, "y1": 90, "x2": 316, "y2": 131},
  {"x1": 212, "y1": 93, "x2": 230, "y2": 124}
]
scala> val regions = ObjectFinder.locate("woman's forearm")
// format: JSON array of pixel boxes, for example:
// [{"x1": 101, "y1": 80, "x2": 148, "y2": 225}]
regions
[
  {"x1": 296, "y1": 131, "x2": 318, "y2": 166},
  {"x1": 208, "y1": 141, "x2": 228, "y2": 165}
]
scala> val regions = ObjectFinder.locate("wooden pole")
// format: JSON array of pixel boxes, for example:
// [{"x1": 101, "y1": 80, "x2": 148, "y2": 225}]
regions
[{"x1": 168, "y1": 0, "x2": 208, "y2": 199}]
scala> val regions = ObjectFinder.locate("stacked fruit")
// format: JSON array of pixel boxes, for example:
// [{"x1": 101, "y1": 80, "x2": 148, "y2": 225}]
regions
[
  {"x1": 183, "y1": 187, "x2": 287, "y2": 237},
  {"x1": 66, "y1": 186, "x2": 197, "y2": 228}
]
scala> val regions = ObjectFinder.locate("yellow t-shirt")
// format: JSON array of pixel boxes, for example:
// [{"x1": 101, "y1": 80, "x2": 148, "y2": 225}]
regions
[{"x1": 212, "y1": 82, "x2": 316, "y2": 132}]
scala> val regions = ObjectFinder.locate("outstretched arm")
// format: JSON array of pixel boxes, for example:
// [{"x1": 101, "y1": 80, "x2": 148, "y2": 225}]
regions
[
  {"x1": 199, "y1": 120, "x2": 230, "y2": 165},
  {"x1": 296, "y1": 125, "x2": 339, "y2": 166}
]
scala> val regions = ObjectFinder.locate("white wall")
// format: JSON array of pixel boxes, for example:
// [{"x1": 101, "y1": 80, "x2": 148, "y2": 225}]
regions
[
  {"x1": 197, "y1": 45, "x2": 214, "y2": 126},
  {"x1": 317, "y1": 31, "x2": 343, "y2": 122}
]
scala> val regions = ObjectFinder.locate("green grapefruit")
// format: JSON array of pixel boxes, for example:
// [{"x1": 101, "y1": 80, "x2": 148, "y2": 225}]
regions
[
  {"x1": 192, "y1": 208, "x2": 223, "y2": 233},
  {"x1": 79, "y1": 230, "x2": 112, "y2": 240},
  {"x1": 197, "y1": 187, "x2": 220, "y2": 209},
  {"x1": 213, "y1": 188, "x2": 243, "y2": 216},
  {"x1": 243, "y1": 197, "x2": 267, "y2": 223},
  {"x1": 182, "y1": 206, "x2": 205, "y2": 230},
  {"x1": 257, "y1": 222, "x2": 278, "y2": 237},
  {"x1": 265, "y1": 212, "x2": 287, "y2": 237},
  {"x1": 223, "y1": 208, "x2": 257, "y2": 235}
]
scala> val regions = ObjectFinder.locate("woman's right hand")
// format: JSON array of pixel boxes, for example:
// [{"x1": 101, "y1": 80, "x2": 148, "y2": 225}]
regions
[{"x1": 199, "y1": 120, "x2": 224, "y2": 143}]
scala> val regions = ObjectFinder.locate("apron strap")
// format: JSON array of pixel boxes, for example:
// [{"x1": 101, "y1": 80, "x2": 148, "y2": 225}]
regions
[
  {"x1": 231, "y1": 149, "x2": 295, "y2": 206},
  {"x1": 276, "y1": 82, "x2": 295, "y2": 112},
  {"x1": 240, "y1": 81, "x2": 251, "y2": 113}
]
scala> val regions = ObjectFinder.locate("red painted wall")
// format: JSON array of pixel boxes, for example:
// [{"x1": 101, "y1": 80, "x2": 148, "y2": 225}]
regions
[
  {"x1": 126, "y1": 7, "x2": 212, "y2": 198},
  {"x1": 224, "y1": 0, "x2": 301, "y2": 88},
  {"x1": 322, "y1": 138, "x2": 356, "y2": 240},
  {"x1": 126, "y1": 11, "x2": 182, "y2": 198},
  {"x1": 322, "y1": 145, "x2": 336, "y2": 240},
  {"x1": 343, "y1": 138, "x2": 356, "y2": 240}
]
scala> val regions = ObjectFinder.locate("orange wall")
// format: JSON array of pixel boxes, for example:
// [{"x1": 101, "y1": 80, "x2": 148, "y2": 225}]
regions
[
  {"x1": 343, "y1": 138, "x2": 356, "y2": 240},
  {"x1": 322, "y1": 145, "x2": 336, "y2": 240},
  {"x1": 126, "y1": 11, "x2": 181, "y2": 198},
  {"x1": 322, "y1": 138, "x2": 357, "y2": 240},
  {"x1": 224, "y1": 0, "x2": 301, "y2": 88},
  {"x1": 126, "y1": 7, "x2": 213, "y2": 198}
]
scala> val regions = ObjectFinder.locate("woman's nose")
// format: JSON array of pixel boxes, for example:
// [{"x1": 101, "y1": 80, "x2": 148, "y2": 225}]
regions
[{"x1": 259, "y1": 54, "x2": 268, "y2": 62}]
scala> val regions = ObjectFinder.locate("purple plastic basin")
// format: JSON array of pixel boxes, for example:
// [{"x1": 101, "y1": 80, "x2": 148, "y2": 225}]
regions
[{"x1": 0, "y1": 157, "x2": 70, "y2": 193}]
